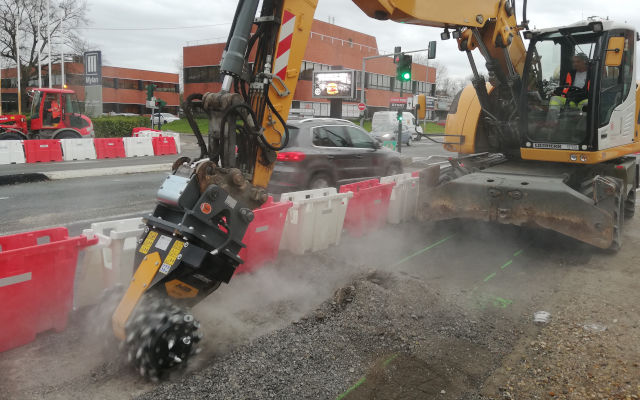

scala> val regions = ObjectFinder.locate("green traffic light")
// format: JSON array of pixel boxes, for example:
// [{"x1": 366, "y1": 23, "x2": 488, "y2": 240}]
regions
[{"x1": 402, "y1": 72, "x2": 411, "y2": 80}]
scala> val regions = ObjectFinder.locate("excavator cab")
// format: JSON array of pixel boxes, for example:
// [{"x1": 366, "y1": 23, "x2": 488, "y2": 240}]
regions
[{"x1": 521, "y1": 20, "x2": 637, "y2": 157}]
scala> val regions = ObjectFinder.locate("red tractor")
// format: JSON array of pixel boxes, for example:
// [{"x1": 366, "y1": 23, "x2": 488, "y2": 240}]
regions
[{"x1": 0, "y1": 88, "x2": 94, "y2": 140}]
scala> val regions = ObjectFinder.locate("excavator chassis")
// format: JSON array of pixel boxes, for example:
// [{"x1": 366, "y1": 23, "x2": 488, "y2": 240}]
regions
[{"x1": 417, "y1": 155, "x2": 638, "y2": 249}]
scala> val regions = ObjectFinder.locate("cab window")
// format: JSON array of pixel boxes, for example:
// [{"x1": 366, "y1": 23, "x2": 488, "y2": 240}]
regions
[
  {"x1": 30, "y1": 90, "x2": 42, "y2": 117},
  {"x1": 599, "y1": 31, "x2": 634, "y2": 126},
  {"x1": 312, "y1": 126, "x2": 350, "y2": 147},
  {"x1": 524, "y1": 30, "x2": 600, "y2": 144}
]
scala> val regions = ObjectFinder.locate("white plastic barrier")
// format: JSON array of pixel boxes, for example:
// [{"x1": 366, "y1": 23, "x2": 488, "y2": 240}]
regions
[
  {"x1": 74, "y1": 218, "x2": 145, "y2": 309},
  {"x1": 133, "y1": 129, "x2": 181, "y2": 153},
  {"x1": 279, "y1": 188, "x2": 352, "y2": 255},
  {"x1": 60, "y1": 138, "x2": 97, "y2": 161},
  {"x1": 380, "y1": 173, "x2": 420, "y2": 224},
  {"x1": 123, "y1": 136, "x2": 154, "y2": 157},
  {"x1": 0, "y1": 140, "x2": 25, "y2": 164}
]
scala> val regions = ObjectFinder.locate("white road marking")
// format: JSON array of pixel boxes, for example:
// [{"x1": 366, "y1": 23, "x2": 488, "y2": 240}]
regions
[{"x1": 0, "y1": 197, "x2": 9, "y2": 200}]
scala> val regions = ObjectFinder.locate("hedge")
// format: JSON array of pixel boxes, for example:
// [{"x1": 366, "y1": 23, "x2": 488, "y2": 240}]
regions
[{"x1": 92, "y1": 116, "x2": 151, "y2": 138}]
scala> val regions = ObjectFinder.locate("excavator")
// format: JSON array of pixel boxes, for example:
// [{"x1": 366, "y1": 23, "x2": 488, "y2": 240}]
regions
[{"x1": 107, "y1": 0, "x2": 639, "y2": 379}]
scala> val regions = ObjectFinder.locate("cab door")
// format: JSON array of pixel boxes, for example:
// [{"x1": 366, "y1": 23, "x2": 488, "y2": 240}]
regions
[{"x1": 598, "y1": 30, "x2": 636, "y2": 149}]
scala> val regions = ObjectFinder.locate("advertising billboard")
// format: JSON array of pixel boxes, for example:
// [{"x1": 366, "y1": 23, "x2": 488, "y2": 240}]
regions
[{"x1": 312, "y1": 70, "x2": 354, "y2": 99}]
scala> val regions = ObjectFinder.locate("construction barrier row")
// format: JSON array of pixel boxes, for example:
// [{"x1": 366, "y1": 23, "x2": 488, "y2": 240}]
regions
[
  {"x1": 0, "y1": 136, "x2": 179, "y2": 165},
  {"x1": 0, "y1": 228, "x2": 97, "y2": 352},
  {"x1": 0, "y1": 172, "x2": 421, "y2": 353}
]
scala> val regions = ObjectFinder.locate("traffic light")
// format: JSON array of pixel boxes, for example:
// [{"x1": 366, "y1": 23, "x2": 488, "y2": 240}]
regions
[
  {"x1": 146, "y1": 84, "x2": 157, "y2": 101},
  {"x1": 396, "y1": 54, "x2": 412, "y2": 82},
  {"x1": 397, "y1": 110, "x2": 403, "y2": 121},
  {"x1": 393, "y1": 46, "x2": 402, "y2": 64}
]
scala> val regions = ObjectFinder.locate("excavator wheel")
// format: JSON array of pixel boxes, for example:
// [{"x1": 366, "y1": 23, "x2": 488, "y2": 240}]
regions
[
  {"x1": 624, "y1": 189, "x2": 636, "y2": 219},
  {"x1": 609, "y1": 189, "x2": 624, "y2": 252},
  {"x1": 124, "y1": 295, "x2": 201, "y2": 381}
]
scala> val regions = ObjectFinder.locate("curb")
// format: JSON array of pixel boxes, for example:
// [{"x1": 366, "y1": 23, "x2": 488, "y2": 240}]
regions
[
  {"x1": 0, "y1": 173, "x2": 50, "y2": 186},
  {"x1": 0, "y1": 163, "x2": 172, "y2": 186}
]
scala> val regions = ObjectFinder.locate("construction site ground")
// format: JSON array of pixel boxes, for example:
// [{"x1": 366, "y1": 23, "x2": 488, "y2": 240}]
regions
[{"x1": 1, "y1": 206, "x2": 639, "y2": 399}]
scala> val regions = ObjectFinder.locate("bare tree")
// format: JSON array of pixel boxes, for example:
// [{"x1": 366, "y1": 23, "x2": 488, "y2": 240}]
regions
[{"x1": 0, "y1": 0, "x2": 88, "y2": 109}]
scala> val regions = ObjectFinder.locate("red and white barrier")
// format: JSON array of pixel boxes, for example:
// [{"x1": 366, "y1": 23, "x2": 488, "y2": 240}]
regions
[
  {"x1": 123, "y1": 137, "x2": 154, "y2": 157},
  {"x1": 0, "y1": 140, "x2": 25, "y2": 164},
  {"x1": 60, "y1": 138, "x2": 97, "y2": 161},
  {"x1": 0, "y1": 228, "x2": 97, "y2": 353},
  {"x1": 339, "y1": 179, "x2": 395, "y2": 237}
]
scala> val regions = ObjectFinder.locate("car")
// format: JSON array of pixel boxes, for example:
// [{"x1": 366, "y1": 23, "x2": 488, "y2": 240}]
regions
[
  {"x1": 151, "y1": 113, "x2": 180, "y2": 125},
  {"x1": 267, "y1": 118, "x2": 403, "y2": 194},
  {"x1": 370, "y1": 111, "x2": 423, "y2": 145}
]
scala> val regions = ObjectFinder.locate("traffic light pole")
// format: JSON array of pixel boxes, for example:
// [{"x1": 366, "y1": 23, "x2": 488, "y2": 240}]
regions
[
  {"x1": 359, "y1": 47, "x2": 429, "y2": 128},
  {"x1": 397, "y1": 84, "x2": 403, "y2": 154}
]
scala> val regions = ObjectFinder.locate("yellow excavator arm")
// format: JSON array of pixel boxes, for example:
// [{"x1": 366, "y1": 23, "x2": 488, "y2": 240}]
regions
[{"x1": 185, "y1": 0, "x2": 530, "y2": 192}]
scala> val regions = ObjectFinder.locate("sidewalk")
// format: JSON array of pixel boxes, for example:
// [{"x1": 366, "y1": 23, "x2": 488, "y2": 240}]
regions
[{"x1": 0, "y1": 134, "x2": 201, "y2": 185}]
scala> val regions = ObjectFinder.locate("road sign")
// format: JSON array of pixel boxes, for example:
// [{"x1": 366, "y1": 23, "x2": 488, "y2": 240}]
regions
[
  {"x1": 389, "y1": 97, "x2": 408, "y2": 110},
  {"x1": 357, "y1": 103, "x2": 366, "y2": 111},
  {"x1": 84, "y1": 51, "x2": 102, "y2": 86}
]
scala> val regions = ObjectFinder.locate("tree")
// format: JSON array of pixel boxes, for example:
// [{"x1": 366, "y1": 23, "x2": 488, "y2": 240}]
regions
[{"x1": 0, "y1": 0, "x2": 88, "y2": 111}]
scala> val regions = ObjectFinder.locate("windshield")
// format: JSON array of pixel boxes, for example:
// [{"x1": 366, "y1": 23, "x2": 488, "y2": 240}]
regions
[
  {"x1": 524, "y1": 31, "x2": 601, "y2": 145},
  {"x1": 63, "y1": 93, "x2": 80, "y2": 114}
]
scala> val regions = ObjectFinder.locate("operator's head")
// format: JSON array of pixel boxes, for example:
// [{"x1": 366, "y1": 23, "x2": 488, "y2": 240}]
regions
[{"x1": 572, "y1": 53, "x2": 589, "y2": 72}]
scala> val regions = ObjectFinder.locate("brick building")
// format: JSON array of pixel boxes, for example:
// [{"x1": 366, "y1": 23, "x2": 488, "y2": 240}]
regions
[
  {"x1": 183, "y1": 20, "x2": 436, "y2": 118},
  {"x1": 0, "y1": 59, "x2": 180, "y2": 115}
]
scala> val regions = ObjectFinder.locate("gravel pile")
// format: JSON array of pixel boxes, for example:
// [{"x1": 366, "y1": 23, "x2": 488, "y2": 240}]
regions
[{"x1": 137, "y1": 270, "x2": 517, "y2": 400}]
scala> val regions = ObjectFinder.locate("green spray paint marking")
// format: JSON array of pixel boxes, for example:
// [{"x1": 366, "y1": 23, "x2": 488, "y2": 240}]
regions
[
  {"x1": 336, "y1": 354, "x2": 399, "y2": 400},
  {"x1": 483, "y1": 272, "x2": 496, "y2": 282},
  {"x1": 383, "y1": 353, "x2": 399, "y2": 366},
  {"x1": 500, "y1": 260, "x2": 513, "y2": 270},
  {"x1": 472, "y1": 248, "x2": 524, "y2": 309},
  {"x1": 491, "y1": 296, "x2": 513, "y2": 308},
  {"x1": 335, "y1": 377, "x2": 366, "y2": 400},
  {"x1": 389, "y1": 234, "x2": 455, "y2": 268}
]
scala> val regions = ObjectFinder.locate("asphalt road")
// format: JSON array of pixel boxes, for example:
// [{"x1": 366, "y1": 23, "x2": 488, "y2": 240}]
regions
[{"x1": 0, "y1": 172, "x2": 169, "y2": 235}]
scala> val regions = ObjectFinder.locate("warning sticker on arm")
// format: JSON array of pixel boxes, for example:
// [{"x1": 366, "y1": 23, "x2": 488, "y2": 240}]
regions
[{"x1": 138, "y1": 231, "x2": 158, "y2": 254}]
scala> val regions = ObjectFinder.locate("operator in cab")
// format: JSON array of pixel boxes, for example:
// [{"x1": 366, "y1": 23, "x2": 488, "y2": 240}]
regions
[{"x1": 549, "y1": 52, "x2": 591, "y2": 115}]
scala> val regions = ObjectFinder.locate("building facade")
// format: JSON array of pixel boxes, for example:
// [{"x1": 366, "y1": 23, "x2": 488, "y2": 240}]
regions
[
  {"x1": 183, "y1": 20, "x2": 436, "y2": 118},
  {"x1": 0, "y1": 58, "x2": 180, "y2": 115}
]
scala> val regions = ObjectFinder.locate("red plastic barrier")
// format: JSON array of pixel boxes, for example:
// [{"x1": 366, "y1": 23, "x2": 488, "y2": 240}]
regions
[
  {"x1": 94, "y1": 138, "x2": 125, "y2": 159},
  {"x1": 0, "y1": 228, "x2": 97, "y2": 353},
  {"x1": 339, "y1": 179, "x2": 395, "y2": 237},
  {"x1": 236, "y1": 197, "x2": 292, "y2": 275},
  {"x1": 23, "y1": 139, "x2": 62, "y2": 163},
  {"x1": 152, "y1": 136, "x2": 177, "y2": 155}
]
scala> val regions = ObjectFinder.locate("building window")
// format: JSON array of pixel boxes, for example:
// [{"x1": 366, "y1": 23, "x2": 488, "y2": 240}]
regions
[
  {"x1": 66, "y1": 74, "x2": 85, "y2": 86},
  {"x1": 118, "y1": 79, "x2": 138, "y2": 90},
  {"x1": 299, "y1": 61, "x2": 314, "y2": 80},
  {"x1": 102, "y1": 77, "x2": 116, "y2": 88},
  {"x1": 184, "y1": 65, "x2": 221, "y2": 83},
  {"x1": 367, "y1": 73, "x2": 391, "y2": 90}
]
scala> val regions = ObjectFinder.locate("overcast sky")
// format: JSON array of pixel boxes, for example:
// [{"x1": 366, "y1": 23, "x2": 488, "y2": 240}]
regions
[{"x1": 79, "y1": 0, "x2": 640, "y2": 80}]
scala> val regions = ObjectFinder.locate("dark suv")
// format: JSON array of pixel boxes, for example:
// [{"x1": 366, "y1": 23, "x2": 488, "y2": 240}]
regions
[{"x1": 267, "y1": 118, "x2": 403, "y2": 194}]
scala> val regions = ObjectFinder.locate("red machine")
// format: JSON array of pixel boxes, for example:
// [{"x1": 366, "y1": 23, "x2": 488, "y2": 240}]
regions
[{"x1": 0, "y1": 88, "x2": 94, "y2": 140}]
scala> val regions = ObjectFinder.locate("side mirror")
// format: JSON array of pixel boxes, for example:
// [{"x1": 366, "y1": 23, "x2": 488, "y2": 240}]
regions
[
  {"x1": 373, "y1": 140, "x2": 382, "y2": 149},
  {"x1": 605, "y1": 37, "x2": 625, "y2": 67}
]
